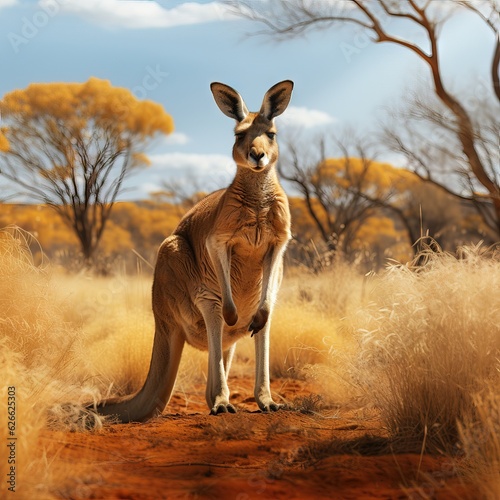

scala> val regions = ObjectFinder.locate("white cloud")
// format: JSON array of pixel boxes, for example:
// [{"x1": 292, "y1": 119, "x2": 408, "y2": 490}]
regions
[
  {"x1": 39, "y1": 0, "x2": 233, "y2": 29},
  {"x1": 134, "y1": 152, "x2": 234, "y2": 196},
  {"x1": 163, "y1": 132, "x2": 190, "y2": 146},
  {"x1": 150, "y1": 152, "x2": 234, "y2": 172},
  {"x1": 278, "y1": 106, "x2": 336, "y2": 129},
  {"x1": 0, "y1": 0, "x2": 17, "y2": 9}
]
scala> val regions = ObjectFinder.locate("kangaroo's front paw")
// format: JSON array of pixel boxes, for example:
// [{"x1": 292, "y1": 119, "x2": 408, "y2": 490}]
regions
[
  {"x1": 249, "y1": 307, "x2": 269, "y2": 335},
  {"x1": 223, "y1": 302, "x2": 238, "y2": 326}
]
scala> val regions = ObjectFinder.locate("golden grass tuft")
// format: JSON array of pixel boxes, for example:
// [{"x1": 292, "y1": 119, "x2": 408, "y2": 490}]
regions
[
  {"x1": 267, "y1": 263, "x2": 364, "y2": 402},
  {"x1": 350, "y1": 244, "x2": 500, "y2": 452},
  {"x1": 0, "y1": 228, "x2": 91, "y2": 496}
]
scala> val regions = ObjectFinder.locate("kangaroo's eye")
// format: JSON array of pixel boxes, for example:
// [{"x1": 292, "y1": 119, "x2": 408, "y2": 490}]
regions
[
  {"x1": 266, "y1": 132, "x2": 276, "y2": 140},
  {"x1": 235, "y1": 132, "x2": 245, "y2": 140}
]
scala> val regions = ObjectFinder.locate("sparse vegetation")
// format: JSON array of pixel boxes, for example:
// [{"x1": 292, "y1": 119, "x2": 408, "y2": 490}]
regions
[
  {"x1": 286, "y1": 394, "x2": 324, "y2": 415},
  {"x1": 349, "y1": 244, "x2": 500, "y2": 453}
]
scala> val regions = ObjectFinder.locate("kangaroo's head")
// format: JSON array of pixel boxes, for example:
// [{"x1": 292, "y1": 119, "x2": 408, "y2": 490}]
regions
[{"x1": 210, "y1": 80, "x2": 293, "y2": 172}]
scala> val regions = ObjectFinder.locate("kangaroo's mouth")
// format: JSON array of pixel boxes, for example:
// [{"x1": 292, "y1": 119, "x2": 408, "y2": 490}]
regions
[{"x1": 251, "y1": 165, "x2": 265, "y2": 172}]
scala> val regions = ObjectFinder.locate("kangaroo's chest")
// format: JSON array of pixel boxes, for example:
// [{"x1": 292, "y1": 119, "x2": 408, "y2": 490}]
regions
[
  {"x1": 231, "y1": 204, "x2": 276, "y2": 250},
  {"x1": 220, "y1": 195, "x2": 289, "y2": 250}
]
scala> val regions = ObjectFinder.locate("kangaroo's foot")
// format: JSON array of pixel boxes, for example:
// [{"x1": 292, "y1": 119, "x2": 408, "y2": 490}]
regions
[
  {"x1": 255, "y1": 390, "x2": 283, "y2": 413},
  {"x1": 259, "y1": 401, "x2": 283, "y2": 412},
  {"x1": 210, "y1": 400, "x2": 237, "y2": 415}
]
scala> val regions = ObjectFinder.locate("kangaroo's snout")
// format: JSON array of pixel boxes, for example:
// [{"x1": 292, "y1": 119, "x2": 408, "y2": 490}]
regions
[{"x1": 249, "y1": 148, "x2": 268, "y2": 169}]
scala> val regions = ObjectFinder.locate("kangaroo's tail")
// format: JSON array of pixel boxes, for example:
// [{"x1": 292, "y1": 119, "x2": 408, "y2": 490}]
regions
[{"x1": 90, "y1": 319, "x2": 184, "y2": 423}]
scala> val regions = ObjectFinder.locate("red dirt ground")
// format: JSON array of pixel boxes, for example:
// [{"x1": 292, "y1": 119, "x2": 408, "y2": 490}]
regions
[{"x1": 40, "y1": 378, "x2": 475, "y2": 499}]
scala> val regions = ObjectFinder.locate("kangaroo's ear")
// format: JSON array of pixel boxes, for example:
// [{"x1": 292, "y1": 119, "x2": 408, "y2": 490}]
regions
[
  {"x1": 260, "y1": 80, "x2": 294, "y2": 120},
  {"x1": 210, "y1": 82, "x2": 249, "y2": 122}
]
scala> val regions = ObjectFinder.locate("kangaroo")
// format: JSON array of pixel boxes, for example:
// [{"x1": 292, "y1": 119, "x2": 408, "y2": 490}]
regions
[{"x1": 92, "y1": 80, "x2": 293, "y2": 422}]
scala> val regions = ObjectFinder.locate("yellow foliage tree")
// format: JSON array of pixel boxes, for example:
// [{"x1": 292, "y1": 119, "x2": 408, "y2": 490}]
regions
[
  {"x1": 0, "y1": 78, "x2": 174, "y2": 265},
  {"x1": 107, "y1": 200, "x2": 182, "y2": 262},
  {"x1": 0, "y1": 130, "x2": 8, "y2": 152},
  {"x1": 316, "y1": 157, "x2": 416, "y2": 198},
  {"x1": 0, "y1": 201, "x2": 185, "y2": 268},
  {"x1": 281, "y1": 146, "x2": 422, "y2": 259},
  {"x1": 0, "y1": 204, "x2": 79, "y2": 263}
]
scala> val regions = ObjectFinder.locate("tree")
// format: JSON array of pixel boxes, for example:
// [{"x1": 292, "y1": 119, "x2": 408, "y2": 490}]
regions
[
  {"x1": 0, "y1": 77, "x2": 174, "y2": 264},
  {"x1": 279, "y1": 134, "x2": 420, "y2": 260},
  {"x1": 382, "y1": 84, "x2": 499, "y2": 241},
  {"x1": 151, "y1": 179, "x2": 207, "y2": 218},
  {"x1": 0, "y1": 200, "x2": 185, "y2": 271},
  {"x1": 0, "y1": 132, "x2": 10, "y2": 201},
  {"x1": 0, "y1": 131, "x2": 8, "y2": 152},
  {"x1": 230, "y1": 0, "x2": 500, "y2": 239}
]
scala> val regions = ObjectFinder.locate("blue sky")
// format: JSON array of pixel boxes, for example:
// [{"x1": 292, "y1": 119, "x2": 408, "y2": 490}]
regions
[{"x1": 0, "y1": 0, "x2": 495, "y2": 199}]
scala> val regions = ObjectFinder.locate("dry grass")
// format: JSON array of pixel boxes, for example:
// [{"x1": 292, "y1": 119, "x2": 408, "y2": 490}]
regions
[
  {"x1": 264, "y1": 263, "x2": 364, "y2": 403},
  {"x1": 0, "y1": 228, "x2": 91, "y2": 497},
  {"x1": 349, "y1": 245, "x2": 500, "y2": 452},
  {"x1": 459, "y1": 388, "x2": 500, "y2": 498}
]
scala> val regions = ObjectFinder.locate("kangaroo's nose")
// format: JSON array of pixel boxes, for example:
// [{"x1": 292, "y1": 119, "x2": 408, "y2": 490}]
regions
[{"x1": 250, "y1": 150, "x2": 265, "y2": 163}]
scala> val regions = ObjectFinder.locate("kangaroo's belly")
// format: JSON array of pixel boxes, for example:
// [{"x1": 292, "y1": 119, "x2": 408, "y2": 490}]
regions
[
  {"x1": 230, "y1": 252, "x2": 264, "y2": 318},
  {"x1": 184, "y1": 242, "x2": 270, "y2": 351}
]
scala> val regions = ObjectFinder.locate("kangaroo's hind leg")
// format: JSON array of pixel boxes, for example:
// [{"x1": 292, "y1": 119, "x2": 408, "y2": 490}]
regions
[
  {"x1": 198, "y1": 301, "x2": 237, "y2": 414},
  {"x1": 253, "y1": 259, "x2": 284, "y2": 412},
  {"x1": 223, "y1": 343, "x2": 236, "y2": 382}
]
